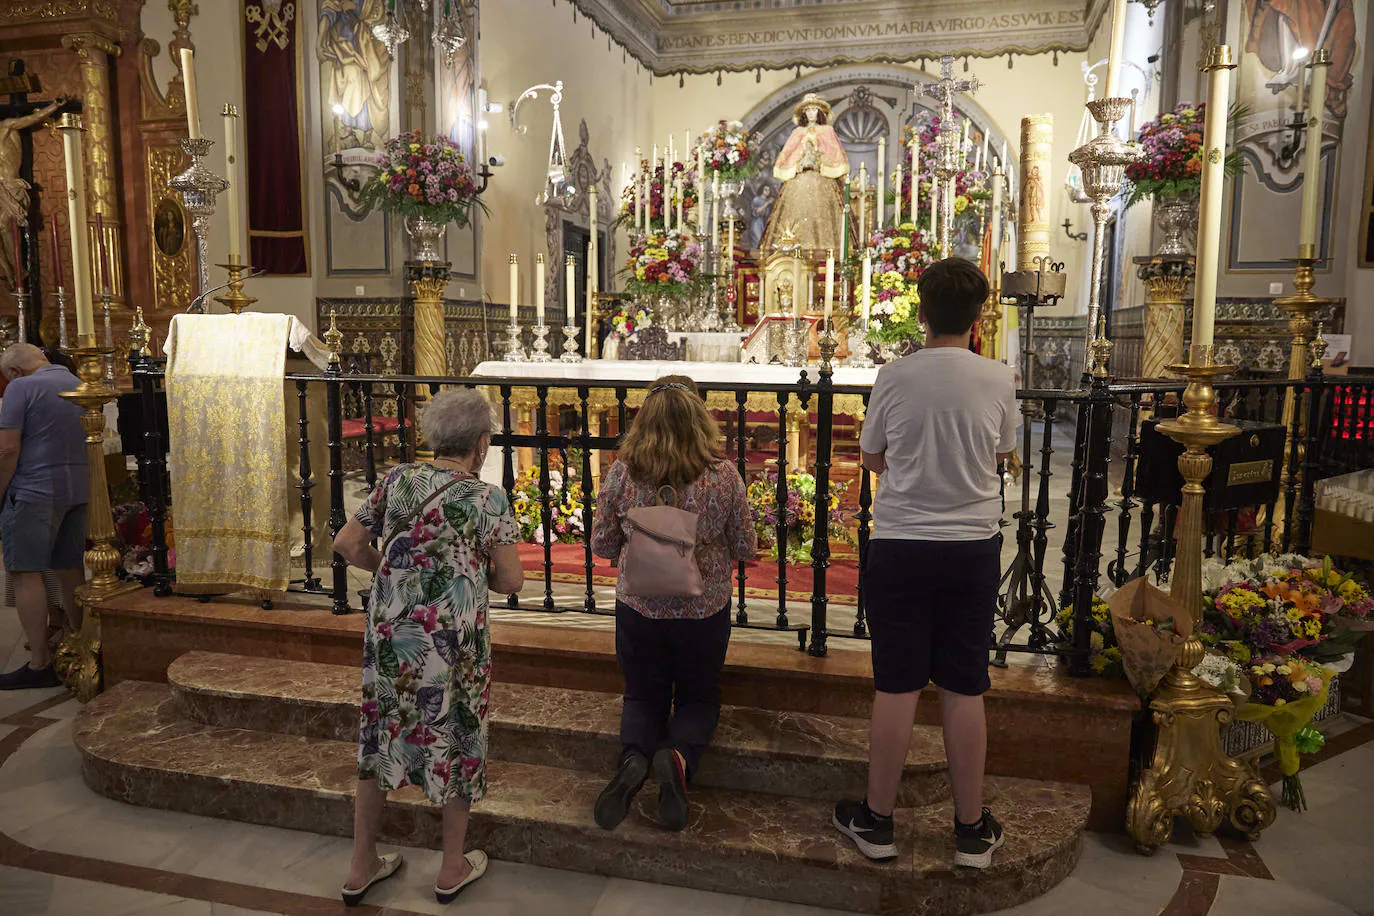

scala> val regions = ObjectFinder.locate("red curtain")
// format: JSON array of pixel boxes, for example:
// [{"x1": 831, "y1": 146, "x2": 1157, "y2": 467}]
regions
[{"x1": 243, "y1": 3, "x2": 308, "y2": 275}]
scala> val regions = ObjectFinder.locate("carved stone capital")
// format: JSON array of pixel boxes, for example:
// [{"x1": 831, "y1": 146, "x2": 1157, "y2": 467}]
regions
[{"x1": 62, "y1": 30, "x2": 122, "y2": 62}]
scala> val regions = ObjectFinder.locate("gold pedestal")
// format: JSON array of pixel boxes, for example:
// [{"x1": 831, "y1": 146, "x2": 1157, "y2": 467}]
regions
[
  {"x1": 411, "y1": 270, "x2": 449, "y2": 458},
  {"x1": 1270, "y1": 256, "x2": 1336, "y2": 543},
  {"x1": 1126, "y1": 354, "x2": 1277, "y2": 852},
  {"x1": 1136, "y1": 256, "x2": 1193, "y2": 379},
  {"x1": 213, "y1": 256, "x2": 258, "y2": 315},
  {"x1": 53, "y1": 339, "x2": 143, "y2": 702},
  {"x1": 978, "y1": 284, "x2": 1002, "y2": 362}
]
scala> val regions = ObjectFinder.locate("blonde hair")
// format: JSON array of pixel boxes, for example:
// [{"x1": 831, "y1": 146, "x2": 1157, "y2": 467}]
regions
[{"x1": 618, "y1": 375, "x2": 723, "y2": 492}]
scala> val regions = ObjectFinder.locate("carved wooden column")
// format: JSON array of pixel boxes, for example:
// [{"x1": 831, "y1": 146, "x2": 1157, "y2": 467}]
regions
[{"x1": 1135, "y1": 255, "x2": 1194, "y2": 379}]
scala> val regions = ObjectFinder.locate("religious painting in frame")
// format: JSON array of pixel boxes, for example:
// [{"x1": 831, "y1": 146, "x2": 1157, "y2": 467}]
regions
[
  {"x1": 437, "y1": 0, "x2": 478, "y2": 281},
  {"x1": 1228, "y1": 0, "x2": 1364, "y2": 271},
  {"x1": 317, "y1": 0, "x2": 392, "y2": 275}
]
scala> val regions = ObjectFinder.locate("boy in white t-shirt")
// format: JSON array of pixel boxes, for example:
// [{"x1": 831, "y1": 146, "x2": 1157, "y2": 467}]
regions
[{"x1": 833, "y1": 258, "x2": 1017, "y2": 869}]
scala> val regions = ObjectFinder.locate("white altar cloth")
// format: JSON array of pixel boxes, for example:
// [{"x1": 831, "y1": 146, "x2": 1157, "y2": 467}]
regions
[
  {"x1": 677, "y1": 332, "x2": 744, "y2": 363},
  {"x1": 471, "y1": 359, "x2": 879, "y2": 387}
]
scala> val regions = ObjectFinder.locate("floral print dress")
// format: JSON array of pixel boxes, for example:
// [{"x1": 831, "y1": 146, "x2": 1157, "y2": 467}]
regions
[{"x1": 355, "y1": 464, "x2": 517, "y2": 804}]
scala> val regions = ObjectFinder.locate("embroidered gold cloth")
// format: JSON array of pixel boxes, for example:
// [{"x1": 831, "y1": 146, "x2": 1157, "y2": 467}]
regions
[{"x1": 165, "y1": 314, "x2": 298, "y2": 592}]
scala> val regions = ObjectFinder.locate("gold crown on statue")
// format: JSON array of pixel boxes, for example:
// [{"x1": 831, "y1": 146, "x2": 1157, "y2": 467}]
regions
[{"x1": 793, "y1": 92, "x2": 832, "y2": 125}]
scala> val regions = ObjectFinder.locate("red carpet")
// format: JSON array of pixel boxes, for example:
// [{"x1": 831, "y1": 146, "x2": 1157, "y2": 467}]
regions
[{"x1": 516, "y1": 542, "x2": 860, "y2": 606}]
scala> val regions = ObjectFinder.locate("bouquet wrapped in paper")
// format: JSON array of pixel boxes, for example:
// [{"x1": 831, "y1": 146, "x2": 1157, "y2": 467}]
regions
[{"x1": 1108, "y1": 578, "x2": 1190, "y2": 699}]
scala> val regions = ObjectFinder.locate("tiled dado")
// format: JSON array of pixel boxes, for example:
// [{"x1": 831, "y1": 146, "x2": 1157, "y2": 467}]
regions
[
  {"x1": 77, "y1": 682, "x2": 1091, "y2": 916},
  {"x1": 168, "y1": 651, "x2": 950, "y2": 807},
  {"x1": 97, "y1": 592, "x2": 1136, "y2": 830}
]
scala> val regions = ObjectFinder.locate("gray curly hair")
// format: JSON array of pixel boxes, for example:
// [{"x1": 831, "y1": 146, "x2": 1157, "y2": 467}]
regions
[{"x1": 421, "y1": 388, "x2": 496, "y2": 457}]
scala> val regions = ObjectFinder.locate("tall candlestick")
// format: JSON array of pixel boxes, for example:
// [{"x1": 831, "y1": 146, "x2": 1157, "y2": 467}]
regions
[
  {"x1": 535, "y1": 252, "x2": 546, "y2": 325},
  {"x1": 94, "y1": 211, "x2": 110, "y2": 293},
  {"x1": 222, "y1": 103, "x2": 242, "y2": 261},
  {"x1": 1192, "y1": 46, "x2": 1235, "y2": 354},
  {"x1": 49, "y1": 213, "x2": 63, "y2": 287},
  {"x1": 1104, "y1": 0, "x2": 1127, "y2": 99},
  {"x1": 565, "y1": 253, "x2": 576, "y2": 325},
  {"x1": 1297, "y1": 49, "x2": 1330, "y2": 256},
  {"x1": 508, "y1": 253, "x2": 519, "y2": 322},
  {"x1": 861, "y1": 250, "x2": 872, "y2": 326},
  {"x1": 57, "y1": 114, "x2": 94, "y2": 340},
  {"x1": 675, "y1": 174, "x2": 684, "y2": 230},
  {"x1": 824, "y1": 248, "x2": 835, "y2": 327},
  {"x1": 727, "y1": 216, "x2": 735, "y2": 284},
  {"x1": 711, "y1": 174, "x2": 720, "y2": 249},
  {"x1": 877, "y1": 137, "x2": 886, "y2": 229},
  {"x1": 894, "y1": 161, "x2": 903, "y2": 225},
  {"x1": 179, "y1": 47, "x2": 201, "y2": 140},
  {"x1": 696, "y1": 144, "x2": 706, "y2": 233}
]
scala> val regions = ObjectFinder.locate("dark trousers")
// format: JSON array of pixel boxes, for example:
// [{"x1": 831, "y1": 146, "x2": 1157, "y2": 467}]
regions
[{"x1": 615, "y1": 600, "x2": 732, "y2": 777}]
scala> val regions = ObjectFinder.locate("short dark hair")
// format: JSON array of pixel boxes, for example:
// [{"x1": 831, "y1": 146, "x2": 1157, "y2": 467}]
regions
[{"x1": 917, "y1": 258, "x2": 989, "y2": 337}]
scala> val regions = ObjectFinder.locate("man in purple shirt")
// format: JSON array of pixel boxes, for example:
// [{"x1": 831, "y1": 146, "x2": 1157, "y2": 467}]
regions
[{"x1": 0, "y1": 343, "x2": 88, "y2": 689}]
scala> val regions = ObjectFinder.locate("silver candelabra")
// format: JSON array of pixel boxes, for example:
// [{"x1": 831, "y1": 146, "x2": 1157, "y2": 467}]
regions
[
  {"x1": 1067, "y1": 97, "x2": 1143, "y2": 375},
  {"x1": 55, "y1": 285, "x2": 68, "y2": 348},
  {"x1": 529, "y1": 323, "x2": 553, "y2": 362},
  {"x1": 503, "y1": 322, "x2": 528, "y2": 361},
  {"x1": 560, "y1": 322, "x2": 584, "y2": 362},
  {"x1": 169, "y1": 137, "x2": 229, "y2": 303}
]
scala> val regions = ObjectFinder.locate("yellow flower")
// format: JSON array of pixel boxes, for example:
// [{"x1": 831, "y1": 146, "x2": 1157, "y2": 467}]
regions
[
  {"x1": 1275, "y1": 698, "x2": 1287, "y2": 706},
  {"x1": 954, "y1": 195, "x2": 969, "y2": 213}
]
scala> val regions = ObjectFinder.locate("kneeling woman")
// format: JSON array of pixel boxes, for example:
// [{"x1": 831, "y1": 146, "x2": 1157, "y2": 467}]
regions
[
  {"x1": 334, "y1": 388, "x2": 523, "y2": 905},
  {"x1": 590, "y1": 376, "x2": 756, "y2": 831}
]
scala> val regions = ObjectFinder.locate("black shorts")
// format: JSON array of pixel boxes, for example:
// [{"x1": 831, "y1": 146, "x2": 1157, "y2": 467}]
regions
[{"x1": 863, "y1": 536, "x2": 1000, "y2": 696}]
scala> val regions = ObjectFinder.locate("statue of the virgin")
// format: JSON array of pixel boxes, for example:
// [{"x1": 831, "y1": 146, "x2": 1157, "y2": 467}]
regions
[{"x1": 760, "y1": 93, "x2": 852, "y2": 254}]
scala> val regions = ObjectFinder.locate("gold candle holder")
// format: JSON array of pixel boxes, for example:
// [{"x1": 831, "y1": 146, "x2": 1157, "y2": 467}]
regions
[
  {"x1": 213, "y1": 254, "x2": 257, "y2": 315},
  {"x1": 128, "y1": 307, "x2": 153, "y2": 358},
  {"x1": 53, "y1": 335, "x2": 143, "y2": 701},
  {"x1": 1126, "y1": 347, "x2": 1276, "y2": 853}
]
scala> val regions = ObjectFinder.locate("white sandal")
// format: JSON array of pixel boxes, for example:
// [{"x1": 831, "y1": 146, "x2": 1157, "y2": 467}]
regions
[
  {"x1": 435, "y1": 849, "x2": 488, "y2": 904},
  {"x1": 341, "y1": 852, "x2": 403, "y2": 907}
]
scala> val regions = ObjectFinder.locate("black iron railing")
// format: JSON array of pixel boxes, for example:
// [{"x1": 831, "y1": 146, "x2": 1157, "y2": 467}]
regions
[{"x1": 126, "y1": 350, "x2": 1374, "y2": 674}]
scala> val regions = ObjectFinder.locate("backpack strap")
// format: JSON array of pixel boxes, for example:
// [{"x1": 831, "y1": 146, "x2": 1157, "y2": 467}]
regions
[{"x1": 381, "y1": 472, "x2": 468, "y2": 554}]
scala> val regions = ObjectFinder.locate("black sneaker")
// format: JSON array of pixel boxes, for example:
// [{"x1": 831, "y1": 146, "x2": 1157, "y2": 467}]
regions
[
  {"x1": 0, "y1": 663, "x2": 61, "y2": 691},
  {"x1": 954, "y1": 807, "x2": 1004, "y2": 869},
  {"x1": 832, "y1": 798, "x2": 898, "y2": 861},
  {"x1": 594, "y1": 751, "x2": 650, "y2": 830},
  {"x1": 652, "y1": 748, "x2": 690, "y2": 832}
]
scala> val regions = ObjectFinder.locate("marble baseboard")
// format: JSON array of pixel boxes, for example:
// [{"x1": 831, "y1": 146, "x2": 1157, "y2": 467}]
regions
[
  {"x1": 76, "y1": 682, "x2": 1091, "y2": 916},
  {"x1": 168, "y1": 651, "x2": 950, "y2": 807},
  {"x1": 98, "y1": 594, "x2": 1134, "y2": 830}
]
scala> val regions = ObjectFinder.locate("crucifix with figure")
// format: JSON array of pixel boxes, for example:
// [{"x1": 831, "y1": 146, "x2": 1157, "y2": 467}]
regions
[{"x1": 1, "y1": 58, "x2": 78, "y2": 344}]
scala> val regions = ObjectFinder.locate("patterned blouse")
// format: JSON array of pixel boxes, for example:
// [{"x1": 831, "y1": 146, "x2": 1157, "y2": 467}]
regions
[{"x1": 592, "y1": 459, "x2": 756, "y2": 620}]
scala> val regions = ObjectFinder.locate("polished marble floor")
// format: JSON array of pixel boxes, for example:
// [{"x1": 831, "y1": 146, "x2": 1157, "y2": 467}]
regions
[{"x1": 1, "y1": 614, "x2": 1372, "y2": 916}]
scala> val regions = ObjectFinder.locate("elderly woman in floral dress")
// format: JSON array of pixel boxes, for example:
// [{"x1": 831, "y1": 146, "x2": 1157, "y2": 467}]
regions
[{"x1": 333, "y1": 388, "x2": 522, "y2": 906}]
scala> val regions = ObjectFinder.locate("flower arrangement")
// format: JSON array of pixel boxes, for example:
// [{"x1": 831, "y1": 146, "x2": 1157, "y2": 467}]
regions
[
  {"x1": 858, "y1": 223, "x2": 934, "y2": 347},
  {"x1": 1198, "y1": 553, "x2": 1370, "y2": 809},
  {"x1": 510, "y1": 465, "x2": 586, "y2": 545},
  {"x1": 746, "y1": 468, "x2": 851, "y2": 565},
  {"x1": 697, "y1": 120, "x2": 760, "y2": 180},
  {"x1": 896, "y1": 120, "x2": 991, "y2": 224},
  {"x1": 622, "y1": 227, "x2": 703, "y2": 300},
  {"x1": 360, "y1": 130, "x2": 483, "y2": 227},
  {"x1": 1124, "y1": 102, "x2": 1243, "y2": 207},
  {"x1": 606, "y1": 302, "x2": 653, "y2": 345},
  {"x1": 113, "y1": 501, "x2": 175, "y2": 579},
  {"x1": 1055, "y1": 596, "x2": 1123, "y2": 677},
  {"x1": 619, "y1": 160, "x2": 700, "y2": 229}
]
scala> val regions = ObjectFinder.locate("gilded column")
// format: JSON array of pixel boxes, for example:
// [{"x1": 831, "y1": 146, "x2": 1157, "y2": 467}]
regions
[
  {"x1": 1016, "y1": 115, "x2": 1053, "y2": 268},
  {"x1": 1136, "y1": 255, "x2": 1194, "y2": 378},
  {"x1": 61, "y1": 32, "x2": 124, "y2": 305},
  {"x1": 409, "y1": 264, "x2": 450, "y2": 458}
]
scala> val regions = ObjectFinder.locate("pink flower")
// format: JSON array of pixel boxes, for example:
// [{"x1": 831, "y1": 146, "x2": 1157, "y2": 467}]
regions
[
  {"x1": 377, "y1": 620, "x2": 394, "y2": 639},
  {"x1": 411, "y1": 604, "x2": 439, "y2": 633},
  {"x1": 406, "y1": 725, "x2": 438, "y2": 747},
  {"x1": 362, "y1": 699, "x2": 379, "y2": 722},
  {"x1": 432, "y1": 759, "x2": 451, "y2": 783},
  {"x1": 459, "y1": 756, "x2": 483, "y2": 780},
  {"x1": 1304, "y1": 675, "x2": 1323, "y2": 695}
]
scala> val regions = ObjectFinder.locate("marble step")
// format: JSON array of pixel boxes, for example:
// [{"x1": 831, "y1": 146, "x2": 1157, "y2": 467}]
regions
[
  {"x1": 167, "y1": 650, "x2": 949, "y2": 806},
  {"x1": 77, "y1": 681, "x2": 1091, "y2": 916}
]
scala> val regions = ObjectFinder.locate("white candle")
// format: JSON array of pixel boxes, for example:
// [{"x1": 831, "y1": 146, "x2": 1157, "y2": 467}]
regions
[
  {"x1": 791, "y1": 256, "x2": 801, "y2": 319},
  {"x1": 535, "y1": 253, "x2": 546, "y2": 325},
  {"x1": 824, "y1": 248, "x2": 835, "y2": 327},
  {"x1": 894, "y1": 160, "x2": 903, "y2": 225},
  {"x1": 222, "y1": 104, "x2": 242, "y2": 261},
  {"x1": 990, "y1": 166, "x2": 1004, "y2": 281},
  {"x1": 565, "y1": 254, "x2": 576, "y2": 325},
  {"x1": 1192, "y1": 46, "x2": 1235, "y2": 354},
  {"x1": 588, "y1": 185, "x2": 599, "y2": 285},
  {"x1": 508, "y1": 253, "x2": 519, "y2": 323},
  {"x1": 668, "y1": 134, "x2": 675, "y2": 166},
  {"x1": 676, "y1": 174, "x2": 684, "y2": 230},
  {"x1": 910, "y1": 140, "x2": 919, "y2": 222},
  {"x1": 696, "y1": 144, "x2": 706, "y2": 233},
  {"x1": 807, "y1": 272, "x2": 814, "y2": 317},
  {"x1": 634, "y1": 148, "x2": 643, "y2": 231},
  {"x1": 727, "y1": 216, "x2": 735, "y2": 265},
  {"x1": 58, "y1": 115, "x2": 94, "y2": 340},
  {"x1": 930, "y1": 175, "x2": 939, "y2": 233},
  {"x1": 1298, "y1": 52, "x2": 1329, "y2": 255},
  {"x1": 179, "y1": 47, "x2": 201, "y2": 140},
  {"x1": 684, "y1": 130, "x2": 690, "y2": 165},
  {"x1": 1104, "y1": 0, "x2": 1127, "y2": 99},
  {"x1": 858, "y1": 163, "x2": 867, "y2": 243},
  {"x1": 711, "y1": 174, "x2": 720, "y2": 248},
  {"x1": 877, "y1": 137, "x2": 886, "y2": 229},
  {"x1": 981, "y1": 131, "x2": 989, "y2": 170},
  {"x1": 860, "y1": 250, "x2": 872, "y2": 326}
]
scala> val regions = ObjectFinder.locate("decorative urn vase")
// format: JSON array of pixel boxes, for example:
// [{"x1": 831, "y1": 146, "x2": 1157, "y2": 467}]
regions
[
  {"x1": 718, "y1": 178, "x2": 745, "y2": 220},
  {"x1": 404, "y1": 214, "x2": 446, "y2": 263},
  {"x1": 1152, "y1": 190, "x2": 1199, "y2": 257}
]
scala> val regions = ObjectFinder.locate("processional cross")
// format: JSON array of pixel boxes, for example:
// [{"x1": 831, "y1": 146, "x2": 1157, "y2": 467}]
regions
[{"x1": 919, "y1": 58, "x2": 980, "y2": 258}]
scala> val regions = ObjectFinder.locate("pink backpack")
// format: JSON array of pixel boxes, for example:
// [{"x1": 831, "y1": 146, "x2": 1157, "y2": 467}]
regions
[{"x1": 620, "y1": 486, "x2": 704, "y2": 599}]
